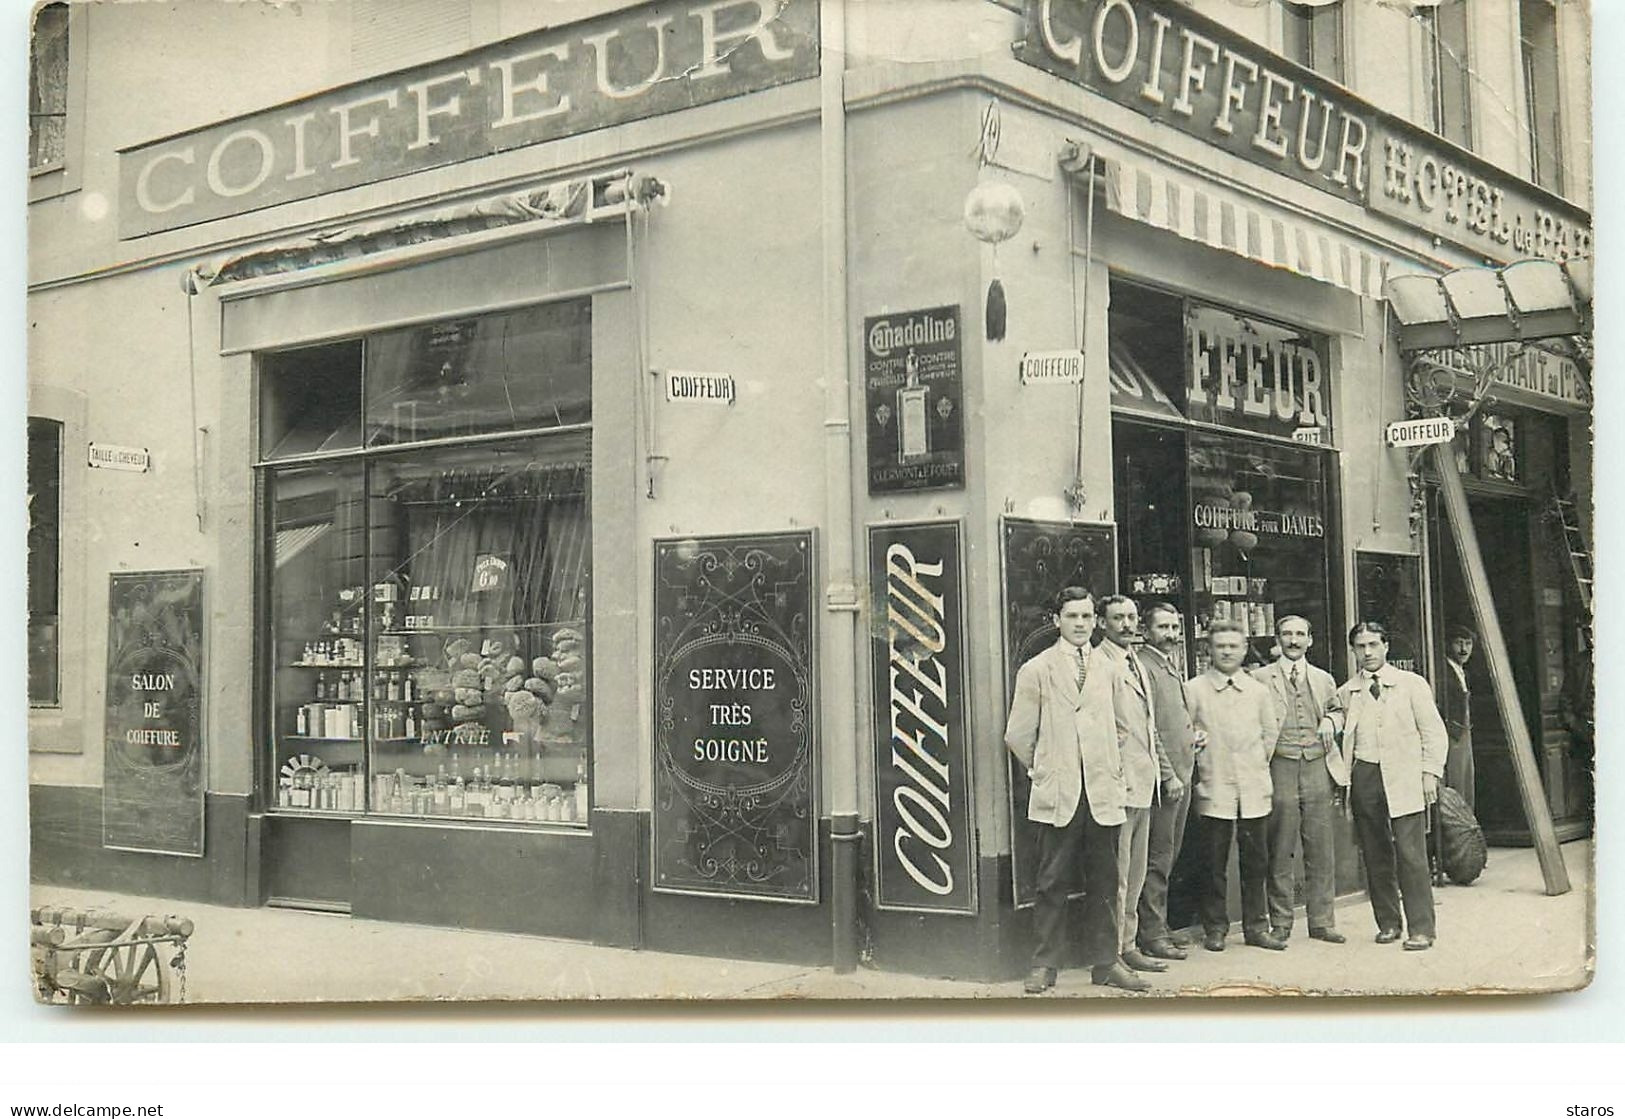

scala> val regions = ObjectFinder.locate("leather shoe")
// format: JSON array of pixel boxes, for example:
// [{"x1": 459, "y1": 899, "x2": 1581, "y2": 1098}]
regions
[
  {"x1": 1202, "y1": 930, "x2": 1226, "y2": 952},
  {"x1": 1140, "y1": 938, "x2": 1188, "y2": 961},
  {"x1": 1091, "y1": 961, "x2": 1152, "y2": 992},
  {"x1": 1270, "y1": 926, "x2": 1292, "y2": 941},
  {"x1": 1169, "y1": 931, "x2": 1195, "y2": 948},
  {"x1": 1023, "y1": 966, "x2": 1057, "y2": 994},
  {"x1": 1122, "y1": 948, "x2": 1169, "y2": 973},
  {"x1": 1309, "y1": 927, "x2": 1347, "y2": 944},
  {"x1": 1375, "y1": 927, "x2": 1402, "y2": 944},
  {"x1": 1403, "y1": 934, "x2": 1435, "y2": 952},
  {"x1": 1244, "y1": 931, "x2": 1289, "y2": 951}
]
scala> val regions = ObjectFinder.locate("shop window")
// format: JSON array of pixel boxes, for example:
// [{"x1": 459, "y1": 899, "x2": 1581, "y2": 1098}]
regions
[
  {"x1": 1520, "y1": 0, "x2": 1563, "y2": 193},
  {"x1": 262, "y1": 299, "x2": 592, "y2": 825},
  {"x1": 261, "y1": 341, "x2": 363, "y2": 460},
  {"x1": 28, "y1": 4, "x2": 69, "y2": 173},
  {"x1": 1420, "y1": 0, "x2": 1473, "y2": 151},
  {"x1": 1282, "y1": 1, "x2": 1344, "y2": 84},
  {"x1": 28, "y1": 418, "x2": 63, "y2": 707}
]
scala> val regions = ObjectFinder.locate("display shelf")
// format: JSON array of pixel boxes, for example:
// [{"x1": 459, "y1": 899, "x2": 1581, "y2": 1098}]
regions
[
  {"x1": 283, "y1": 735, "x2": 365, "y2": 743},
  {"x1": 287, "y1": 661, "x2": 365, "y2": 669},
  {"x1": 379, "y1": 623, "x2": 563, "y2": 636}
]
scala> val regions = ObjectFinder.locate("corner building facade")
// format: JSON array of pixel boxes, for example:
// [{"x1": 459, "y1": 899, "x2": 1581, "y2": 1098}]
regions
[{"x1": 29, "y1": 0, "x2": 1592, "y2": 980}]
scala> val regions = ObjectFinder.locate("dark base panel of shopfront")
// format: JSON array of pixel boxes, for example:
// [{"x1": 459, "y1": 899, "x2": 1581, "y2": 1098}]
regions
[
  {"x1": 30, "y1": 784, "x2": 253, "y2": 907},
  {"x1": 864, "y1": 849, "x2": 1030, "y2": 983}
]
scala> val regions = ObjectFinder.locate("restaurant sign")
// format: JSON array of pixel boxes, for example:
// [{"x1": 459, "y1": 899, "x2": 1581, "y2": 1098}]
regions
[
  {"x1": 118, "y1": 0, "x2": 820, "y2": 237},
  {"x1": 1413, "y1": 344, "x2": 1590, "y2": 411},
  {"x1": 868, "y1": 521, "x2": 976, "y2": 915},
  {"x1": 651, "y1": 531, "x2": 818, "y2": 903},
  {"x1": 103, "y1": 570, "x2": 206, "y2": 856}
]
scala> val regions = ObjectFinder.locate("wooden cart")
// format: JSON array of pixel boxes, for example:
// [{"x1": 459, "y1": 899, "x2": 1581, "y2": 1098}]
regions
[{"x1": 31, "y1": 907, "x2": 193, "y2": 1005}]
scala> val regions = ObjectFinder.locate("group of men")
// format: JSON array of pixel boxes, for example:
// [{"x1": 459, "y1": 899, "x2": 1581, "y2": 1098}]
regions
[{"x1": 1005, "y1": 588, "x2": 1459, "y2": 994}]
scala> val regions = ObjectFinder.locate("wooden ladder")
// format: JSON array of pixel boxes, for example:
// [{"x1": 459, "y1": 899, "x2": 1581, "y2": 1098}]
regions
[{"x1": 1548, "y1": 487, "x2": 1594, "y2": 642}]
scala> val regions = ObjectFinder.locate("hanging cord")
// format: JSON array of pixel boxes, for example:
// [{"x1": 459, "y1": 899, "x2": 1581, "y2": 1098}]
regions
[
  {"x1": 184, "y1": 276, "x2": 207, "y2": 532},
  {"x1": 625, "y1": 179, "x2": 660, "y2": 499}
]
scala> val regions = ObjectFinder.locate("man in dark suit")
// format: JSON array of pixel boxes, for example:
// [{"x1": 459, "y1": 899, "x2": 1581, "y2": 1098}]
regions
[
  {"x1": 1442, "y1": 625, "x2": 1476, "y2": 812},
  {"x1": 1321, "y1": 621, "x2": 1450, "y2": 950},
  {"x1": 1004, "y1": 587, "x2": 1144, "y2": 994},
  {"x1": 1134, "y1": 601, "x2": 1198, "y2": 962}
]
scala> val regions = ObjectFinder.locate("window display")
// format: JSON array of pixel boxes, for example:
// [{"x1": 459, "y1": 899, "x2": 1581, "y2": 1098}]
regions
[{"x1": 262, "y1": 299, "x2": 592, "y2": 826}]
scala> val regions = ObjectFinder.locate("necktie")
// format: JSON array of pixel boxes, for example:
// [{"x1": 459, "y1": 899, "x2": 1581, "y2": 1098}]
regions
[
  {"x1": 1369, "y1": 674, "x2": 1382, "y2": 702},
  {"x1": 1076, "y1": 646, "x2": 1087, "y2": 691},
  {"x1": 1288, "y1": 665, "x2": 1300, "y2": 691}
]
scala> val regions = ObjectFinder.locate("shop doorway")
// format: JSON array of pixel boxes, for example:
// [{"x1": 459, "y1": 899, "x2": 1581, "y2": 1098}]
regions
[{"x1": 1430, "y1": 493, "x2": 1542, "y2": 842}]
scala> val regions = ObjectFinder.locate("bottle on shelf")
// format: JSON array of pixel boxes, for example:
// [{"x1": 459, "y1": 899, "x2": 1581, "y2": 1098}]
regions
[
  {"x1": 575, "y1": 755, "x2": 590, "y2": 821},
  {"x1": 295, "y1": 705, "x2": 309, "y2": 737}
]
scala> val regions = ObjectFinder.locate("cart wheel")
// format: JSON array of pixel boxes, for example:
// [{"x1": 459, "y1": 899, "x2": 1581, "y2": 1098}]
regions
[{"x1": 63, "y1": 931, "x2": 175, "y2": 1005}]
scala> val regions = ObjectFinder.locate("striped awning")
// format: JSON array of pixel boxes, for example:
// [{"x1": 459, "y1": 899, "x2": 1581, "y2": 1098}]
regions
[{"x1": 1100, "y1": 157, "x2": 1388, "y2": 300}]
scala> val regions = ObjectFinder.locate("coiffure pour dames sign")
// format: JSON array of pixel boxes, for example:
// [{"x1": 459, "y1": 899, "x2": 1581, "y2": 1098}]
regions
[
  {"x1": 1018, "y1": 0, "x2": 1591, "y2": 263},
  {"x1": 117, "y1": 0, "x2": 818, "y2": 238}
]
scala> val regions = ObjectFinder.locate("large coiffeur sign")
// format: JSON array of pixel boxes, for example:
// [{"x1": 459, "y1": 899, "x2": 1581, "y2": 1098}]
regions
[
  {"x1": 118, "y1": 0, "x2": 819, "y2": 237},
  {"x1": 1187, "y1": 303, "x2": 1332, "y2": 442},
  {"x1": 103, "y1": 570, "x2": 206, "y2": 856},
  {"x1": 868, "y1": 521, "x2": 976, "y2": 915},
  {"x1": 1018, "y1": 0, "x2": 1591, "y2": 264},
  {"x1": 651, "y1": 532, "x2": 818, "y2": 903}
]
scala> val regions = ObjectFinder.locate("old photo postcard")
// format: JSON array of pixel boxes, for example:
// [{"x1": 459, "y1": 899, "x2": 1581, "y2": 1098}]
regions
[{"x1": 24, "y1": 0, "x2": 1595, "y2": 1004}]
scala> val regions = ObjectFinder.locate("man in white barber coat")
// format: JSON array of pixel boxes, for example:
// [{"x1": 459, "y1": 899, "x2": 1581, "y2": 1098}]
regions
[
  {"x1": 1320, "y1": 621, "x2": 1450, "y2": 951},
  {"x1": 1005, "y1": 587, "x2": 1144, "y2": 993},
  {"x1": 1251, "y1": 615, "x2": 1346, "y2": 944}
]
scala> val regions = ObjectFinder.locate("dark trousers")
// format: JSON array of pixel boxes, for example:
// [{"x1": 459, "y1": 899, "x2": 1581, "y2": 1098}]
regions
[
  {"x1": 1266, "y1": 752, "x2": 1338, "y2": 933},
  {"x1": 1033, "y1": 799, "x2": 1122, "y2": 971},
  {"x1": 1350, "y1": 760, "x2": 1436, "y2": 938},
  {"x1": 1137, "y1": 780, "x2": 1192, "y2": 945},
  {"x1": 1445, "y1": 729, "x2": 1476, "y2": 813},
  {"x1": 1198, "y1": 813, "x2": 1269, "y2": 937}
]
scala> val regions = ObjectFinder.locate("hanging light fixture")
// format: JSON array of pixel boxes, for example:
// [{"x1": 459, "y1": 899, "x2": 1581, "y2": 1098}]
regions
[{"x1": 965, "y1": 100, "x2": 1026, "y2": 342}]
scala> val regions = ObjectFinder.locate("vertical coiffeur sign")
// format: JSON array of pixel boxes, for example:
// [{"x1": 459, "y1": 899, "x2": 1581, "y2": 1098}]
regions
[
  {"x1": 103, "y1": 570, "x2": 206, "y2": 856},
  {"x1": 868, "y1": 521, "x2": 976, "y2": 915},
  {"x1": 865, "y1": 306, "x2": 965, "y2": 494},
  {"x1": 652, "y1": 532, "x2": 818, "y2": 902}
]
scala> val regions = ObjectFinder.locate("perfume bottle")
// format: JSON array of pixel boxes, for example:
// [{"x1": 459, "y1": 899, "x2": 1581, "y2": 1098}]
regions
[{"x1": 895, "y1": 348, "x2": 929, "y2": 462}]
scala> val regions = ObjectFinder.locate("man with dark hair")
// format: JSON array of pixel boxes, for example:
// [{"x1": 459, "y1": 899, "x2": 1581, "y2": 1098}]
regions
[
  {"x1": 1135, "y1": 602, "x2": 1199, "y2": 962},
  {"x1": 1251, "y1": 615, "x2": 1345, "y2": 944},
  {"x1": 1005, "y1": 587, "x2": 1142, "y2": 993},
  {"x1": 1096, "y1": 595, "x2": 1181, "y2": 978},
  {"x1": 1443, "y1": 625, "x2": 1477, "y2": 811},
  {"x1": 1320, "y1": 621, "x2": 1450, "y2": 950},
  {"x1": 1184, "y1": 620, "x2": 1282, "y2": 952}
]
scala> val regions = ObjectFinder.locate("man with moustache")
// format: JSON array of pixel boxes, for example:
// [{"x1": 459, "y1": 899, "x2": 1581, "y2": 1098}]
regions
[
  {"x1": 1319, "y1": 621, "x2": 1450, "y2": 950},
  {"x1": 1251, "y1": 615, "x2": 1346, "y2": 944},
  {"x1": 1005, "y1": 587, "x2": 1144, "y2": 994},
  {"x1": 1096, "y1": 595, "x2": 1181, "y2": 977},
  {"x1": 1185, "y1": 621, "x2": 1283, "y2": 952},
  {"x1": 1134, "y1": 602, "x2": 1199, "y2": 962}
]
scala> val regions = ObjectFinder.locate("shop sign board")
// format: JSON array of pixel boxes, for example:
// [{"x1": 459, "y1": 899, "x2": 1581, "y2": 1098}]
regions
[
  {"x1": 864, "y1": 305, "x2": 966, "y2": 494},
  {"x1": 87, "y1": 443, "x2": 152, "y2": 473},
  {"x1": 651, "y1": 531, "x2": 818, "y2": 903},
  {"x1": 1370, "y1": 123, "x2": 1592, "y2": 264},
  {"x1": 1413, "y1": 344, "x2": 1591, "y2": 411},
  {"x1": 1016, "y1": 0, "x2": 1371, "y2": 206},
  {"x1": 867, "y1": 520, "x2": 976, "y2": 915},
  {"x1": 663, "y1": 370, "x2": 737, "y2": 405},
  {"x1": 1186, "y1": 303, "x2": 1332, "y2": 441},
  {"x1": 998, "y1": 517, "x2": 1117, "y2": 909},
  {"x1": 1020, "y1": 349, "x2": 1085, "y2": 385},
  {"x1": 1385, "y1": 417, "x2": 1457, "y2": 448},
  {"x1": 1354, "y1": 551, "x2": 1426, "y2": 676},
  {"x1": 102, "y1": 570, "x2": 206, "y2": 856},
  {"x1": 117, "y1": 0, "x2": 821, "y2": 237}
]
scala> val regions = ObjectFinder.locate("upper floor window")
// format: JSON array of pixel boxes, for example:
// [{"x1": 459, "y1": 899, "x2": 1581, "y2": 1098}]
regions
[
  {"x1": 1282, "y1": 1, "x2": 1344, "y2": 84},
  {"x1": 28, "y1": 418, "x2": 63, "y2": 707},
  {"x1": 28, "y1": 3, "x2": 69, "y2": 172},
  {"x1": 1520, "y1": 0, "x2": 1564, "y2": 192},
  {"x1": 1421, "y1": 0, "x2": 1474, "y2": 150}
]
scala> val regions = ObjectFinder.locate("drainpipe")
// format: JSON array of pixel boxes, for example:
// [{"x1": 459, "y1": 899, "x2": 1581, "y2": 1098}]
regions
[{"x1": 819, "y1": 0, "x2": 861, "y2": 974}]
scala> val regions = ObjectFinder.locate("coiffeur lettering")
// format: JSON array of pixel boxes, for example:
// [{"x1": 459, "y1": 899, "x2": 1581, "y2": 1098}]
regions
[
  {"x1": 1034, "y1": 0, "x2": 1368, "y2": 196},
  {"x1": 885, "y1": 542, "x2": 958, "y2": 896}
]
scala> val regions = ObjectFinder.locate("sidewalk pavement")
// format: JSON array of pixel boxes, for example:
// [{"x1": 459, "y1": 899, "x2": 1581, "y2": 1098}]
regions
[{"x1": 28, "y1": 841, "x2": 1591, "y2": 1005}]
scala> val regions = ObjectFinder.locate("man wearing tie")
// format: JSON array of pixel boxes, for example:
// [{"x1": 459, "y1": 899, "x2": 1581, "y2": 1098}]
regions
[
  {"x1": 1184, "y1": 621, "x2": 1282, "y2": 952},
  {"x1": 1320, "y1": 621, "x2": 1450, "y2": 950},
  {"x1": 1135, "y1": 602, "x2": 1199, "y2": 962},
  {"x1": 1004, "y1": 587, "x2": 1143, "y2": 994},
  {"x1": 1251, "y1": 616, "x2": 1346, "y2": 944},
  {"x1": 1443, "y1": 625, "x2": 1477, "y2": 812},
  {"x1": 1096, "y1": 596, "x2": 1181, "y2": 977}
]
